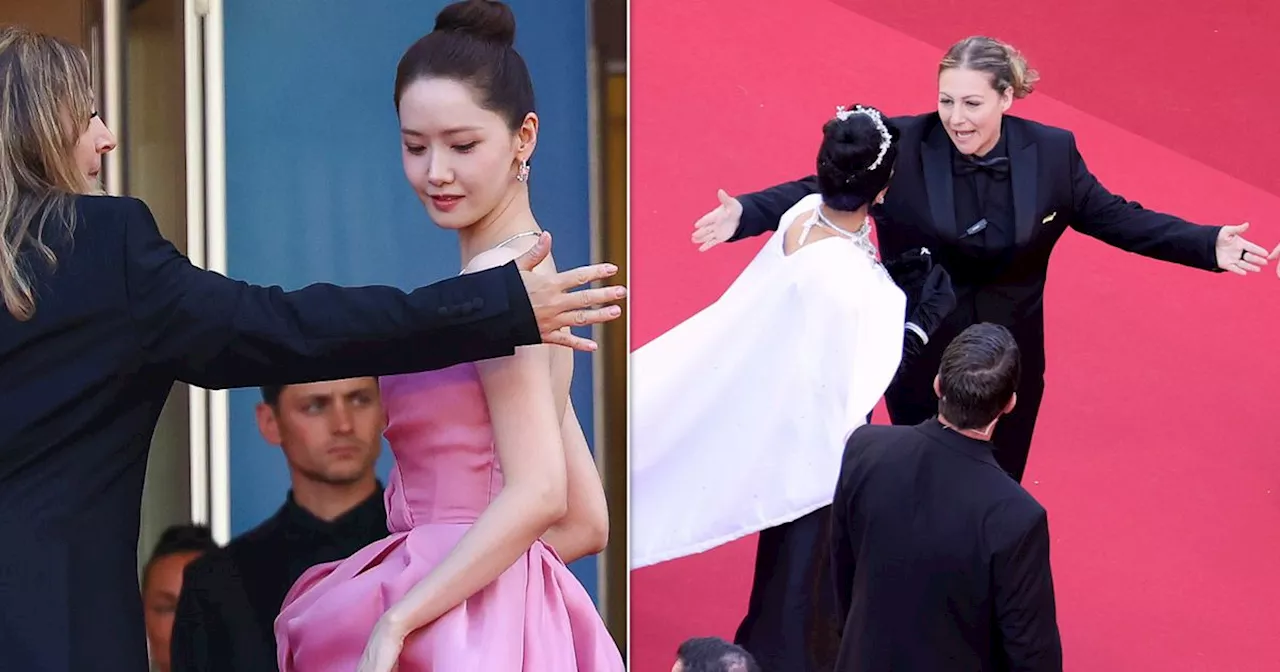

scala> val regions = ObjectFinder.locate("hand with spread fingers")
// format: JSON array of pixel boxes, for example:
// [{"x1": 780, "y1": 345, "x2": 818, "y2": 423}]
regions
[
  {"x1": 1215, "y1": 222, "x2": 1271, "y2": 275},
  {"x1": 690, "y1": 189, "x2": 744, "y2": 252},
  {"x1": 514, "y1": 232, "x2": 627, "y2": 351}
]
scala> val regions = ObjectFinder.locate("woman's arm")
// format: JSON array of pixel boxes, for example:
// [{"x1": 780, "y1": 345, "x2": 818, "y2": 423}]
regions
[
  {"x1": 728, "y1": 176, "x2": 821, "y2": 242},
  {"x1": 372, "y1": 246, "x2": 569, "y2": 638},
  {"x1": 1065, "y1": 133, "x2": 1222, "y2": 271},
  {"x1": 541, "y1": 399, "x2": 610, "y2": 563},
  {"x1": 378, "y1": 336, "x2": 566, "y2": 635}
]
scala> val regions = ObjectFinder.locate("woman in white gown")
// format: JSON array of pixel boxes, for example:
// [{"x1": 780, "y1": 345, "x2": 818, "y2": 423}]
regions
[{"x1": 631, "y1": 104, "x2": 955, "y2": 671}]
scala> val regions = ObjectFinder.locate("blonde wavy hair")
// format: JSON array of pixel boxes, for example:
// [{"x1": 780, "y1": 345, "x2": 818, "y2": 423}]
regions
[{"x1": 0, "y1": 25, "x2": 96, "y2": 321}]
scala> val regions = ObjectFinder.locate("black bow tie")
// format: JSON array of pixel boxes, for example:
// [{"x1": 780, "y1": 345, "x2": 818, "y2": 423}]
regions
[{"x1": 953, "y1": 154, "x2": 1010, "y2": 179}]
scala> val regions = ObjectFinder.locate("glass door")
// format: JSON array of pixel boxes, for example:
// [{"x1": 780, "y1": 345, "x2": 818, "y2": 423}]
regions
[{"x1": 86, "y1": 0, "x2": 225, "y2": 572}]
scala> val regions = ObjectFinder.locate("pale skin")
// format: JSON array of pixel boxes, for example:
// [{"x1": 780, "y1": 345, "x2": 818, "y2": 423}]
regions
[
  {"x1": 255, "y1": 378, "x2": 385, "y2": 522},
  {"x1": 73, "y1": 110, "x2": 116, "y2": 190},
  {"x1": 691, "y1": 68, "x2": 1272, "y2": 275},
  {"x1": 780, "y1": 186, "x2": 888, "y2": 258},
  {"x1": 142, "y1": 550, "x2": 205, "y2": 672},
  {"x1": 355, "y1": 77, "x2": 610, "y2": 672}
]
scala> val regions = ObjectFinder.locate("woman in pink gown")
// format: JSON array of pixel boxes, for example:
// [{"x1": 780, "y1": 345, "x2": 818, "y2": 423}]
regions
[{"x1": 273, "y1": 2, "x2": 625, "y2": 670}]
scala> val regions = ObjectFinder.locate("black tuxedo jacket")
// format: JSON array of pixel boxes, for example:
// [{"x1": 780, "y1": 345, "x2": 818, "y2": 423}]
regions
[
  {"x1": 0, "y1": 195, "x2": 540, "y2": 671},
  {"x1": 830, "y1": 420, "x2": 1063, "y2": 671},
  {"x1": 733, "y1": 113, "x2": 1221, "y2": 371}
]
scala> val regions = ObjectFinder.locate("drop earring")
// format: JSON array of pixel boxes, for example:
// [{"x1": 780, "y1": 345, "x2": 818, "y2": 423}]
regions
[{"x1": 516, "y1": 159, "x2": 530, "y2": 183}]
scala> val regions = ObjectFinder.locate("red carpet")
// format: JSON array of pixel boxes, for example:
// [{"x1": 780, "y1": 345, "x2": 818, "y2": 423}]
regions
[{"x1": 629, "y1": 1, "x2": 1280, "y2": 670}]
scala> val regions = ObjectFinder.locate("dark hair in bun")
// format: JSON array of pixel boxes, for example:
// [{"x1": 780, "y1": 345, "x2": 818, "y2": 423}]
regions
[
  {"x1": 815, "y1": 104, "x2": 899, "y2": 212},
  {"x1": 434, "y1": 0, "x2": 516, "y2": 47},
  {"x1": 393, "y1": 0, "x2": 535, "y2": 131}
]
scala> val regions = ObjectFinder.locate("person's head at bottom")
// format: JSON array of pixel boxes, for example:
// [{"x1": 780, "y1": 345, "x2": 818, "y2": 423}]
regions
[
  {"x1": 141, "y1": 524, "x2": 218, "y2": 672},
  {"x1": 933, "y1": 322, "x2": 1021, "y2": 439},
  {"x1": 672, "y1": 636, "x2": 760, "y2": 672}
]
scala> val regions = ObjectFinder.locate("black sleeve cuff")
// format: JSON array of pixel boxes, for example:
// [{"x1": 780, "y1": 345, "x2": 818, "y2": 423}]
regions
[{"x1": 499, "y1": 261, "x2": 542, "y2": 347}]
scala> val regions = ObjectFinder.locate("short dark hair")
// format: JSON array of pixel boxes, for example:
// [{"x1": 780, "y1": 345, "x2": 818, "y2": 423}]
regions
[
  {"x1": 260, "y1": 378, "x2": 380, "y2": 407},
  {"x1": 260, "y1": 385, "x2": 283, "y2": 406},
  {"x1": 676, "y1": 637, "x2": 759, "y2": 672},
  {"x1": 142, "y1": 524, "x2": 217, "y2": 587},
  {"x1": 393, "y1": 0, "x2": 535, "y2": 132},
  {"x1": 937, "y1": 323, "x2": 1021, "y2": 430}
]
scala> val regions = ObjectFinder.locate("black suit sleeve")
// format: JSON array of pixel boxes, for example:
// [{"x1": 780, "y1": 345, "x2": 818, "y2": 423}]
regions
[
  {"x1": 727, "y1": 176, "x2": 820, "y2": 241},
  {"x1": 1067, "y1": 133, "x2": 1221, "y2": 271},
  {"x1": 170, "y1": 562, "x2": 226, "y2": 672},
  {"x1": 118, "y1": 198, "x2": 542, "y2": 389},
  {"x1": 992, "y1": 505, "x2": 1063, "y2": 672}
]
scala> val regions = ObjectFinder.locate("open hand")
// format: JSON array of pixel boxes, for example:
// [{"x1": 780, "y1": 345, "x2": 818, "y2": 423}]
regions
[
  {"x1": 1215, "y1": 222, "x2": 1270, "y2": 275},
  {"x1": 690, "y1": 189, "x2": 743, "y2": 252},
  {"x1": 516, "y1": 232, "x2": 627, "y2": 351}
]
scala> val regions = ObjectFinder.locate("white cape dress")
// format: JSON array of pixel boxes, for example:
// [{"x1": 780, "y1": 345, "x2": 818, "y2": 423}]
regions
[{"x1": 630, "y1": 193, "x2": 906, "y2": 569}]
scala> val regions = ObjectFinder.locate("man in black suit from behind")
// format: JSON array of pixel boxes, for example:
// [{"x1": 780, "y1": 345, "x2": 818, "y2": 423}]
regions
[{"x1": 829, "y1": 323, "x2": 1062, "y2": 671}]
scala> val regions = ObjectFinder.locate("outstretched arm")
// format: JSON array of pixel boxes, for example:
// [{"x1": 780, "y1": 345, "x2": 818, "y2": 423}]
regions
[
  {"x1": 120, "y1": 198, "x2": 624, "y2": 390},
  {"x1": 729, "y1": 176, "x2": 820, "y2": 241},
  {"x1": 692, "y1": 179, "x2": 819, "y2": 251},
  {"x1": 1066, "y1": 133, "x2": 1235, "y2": 272}
]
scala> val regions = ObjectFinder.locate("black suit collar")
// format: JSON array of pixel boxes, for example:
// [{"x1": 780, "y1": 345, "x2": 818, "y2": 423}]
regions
[
  {"x1": 920, "y1": 115, "x2": 1039, "y2": 247},
  {"x1": 917, "y1": 418, "x2": 1004, "y2": 471},
  {"x1": 922, "y1": 122, "x2": 959, "y2": 239},
  {"x1": 281, "y1": 482, "x2": 386, "y2": 535},
  {"x1": 1006, "y1": 118, "x2": 1039, "y2": 248}
]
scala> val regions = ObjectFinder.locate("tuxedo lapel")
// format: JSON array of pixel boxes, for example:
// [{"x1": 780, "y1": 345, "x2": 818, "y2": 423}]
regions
[
  {"x1": 1007, "y1": 119, "x2": 1039, "y2": 248},
  {"x1": 921, "y1": 122, "x2": 958, "y2": 239}
]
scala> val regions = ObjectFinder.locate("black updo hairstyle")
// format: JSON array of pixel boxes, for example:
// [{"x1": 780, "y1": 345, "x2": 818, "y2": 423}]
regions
[
  {"x1": 815, "y1": 104, "x2": 900, "y2": 212},
  {"x1": 393, "y1": 0, "x2": 536, "y2": 132}
]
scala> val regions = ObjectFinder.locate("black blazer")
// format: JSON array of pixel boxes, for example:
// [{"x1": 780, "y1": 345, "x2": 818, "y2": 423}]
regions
[
  {"x1": 733, "y1": 113, "x2": 1221, "y2": 363},
  {"x1": 830, "y1": 420, "x2": 1063, "y2": 671},
  {"x1": 0, "y1": 195, "x2": 541, "y2": 671}
]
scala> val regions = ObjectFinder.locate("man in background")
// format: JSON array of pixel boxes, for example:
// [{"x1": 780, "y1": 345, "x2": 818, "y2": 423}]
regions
[
  {"x1": 142, "y1": 525, "x2": 218, "y2": 672},
  {"x1": 829, "y1": 324, "x2": 1062, "y2": 671},
  {"x1": 171, "y1": 378, "x2": 389, "y2": 671},
  {"x1": 674, "y1": 636, "x2": 760, "y2": 672}
]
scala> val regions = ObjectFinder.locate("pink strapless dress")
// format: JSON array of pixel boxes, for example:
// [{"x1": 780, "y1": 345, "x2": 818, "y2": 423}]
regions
[{"x1": 274, "y1": 365, "x2": 624, "y2": 671}]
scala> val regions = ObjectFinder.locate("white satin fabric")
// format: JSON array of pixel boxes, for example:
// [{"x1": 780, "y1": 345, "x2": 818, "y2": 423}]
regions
[{"x1": 630, "y1": 193, "x2": 906, "y2": 569}]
